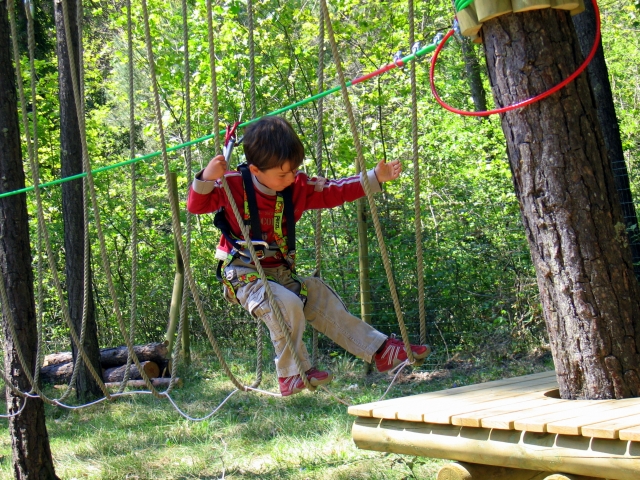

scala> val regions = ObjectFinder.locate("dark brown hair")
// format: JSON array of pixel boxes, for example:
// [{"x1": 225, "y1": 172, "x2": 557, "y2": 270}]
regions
[{"x1": 242, "y1": 116, "x2": 305, "y2": 171}]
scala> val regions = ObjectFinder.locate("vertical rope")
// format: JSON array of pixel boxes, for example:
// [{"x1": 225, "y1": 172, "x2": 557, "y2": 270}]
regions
[
  {"x1": 178, "y1": 0, "x2": 193, "y2": 373},
  {"x1": 408, "y1": 0, "x2": 427, "y2": 346},
  {"x1": 247, "y1": 0, "x2": 256, "y2": 118},
  {"x1": 246, "y1": 0, "x2": 263, "y2": 388},
  {"x1": 319, "y1": 0, "x2": 416, "y2": 364},
  {"x1": 312, "y1": 12, "x2": 325, "y2": 366},
  {"x1": 119, "y1": 0, "x2": 138, "y2": 393},
  {"x1": 60, "y1": 0, "x2": 158, "y2": 397},
  {"x1": 7, "y1": 0, "x2": 110, "y2": 402},
  {"x1": 206, "y1": 0, "x2": 221, "y2": 153},
  {"x1": 23, "y1": 0, "x2": 44, "y2": 388}
]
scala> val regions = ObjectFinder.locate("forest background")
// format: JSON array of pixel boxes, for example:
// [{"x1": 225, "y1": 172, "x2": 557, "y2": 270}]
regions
[
  {"x1": 3, "y1": 0, "x2": 640, "y2": 478},
  {"x1": 8, "y1": 0, "x2": 640, "y2": 404}
]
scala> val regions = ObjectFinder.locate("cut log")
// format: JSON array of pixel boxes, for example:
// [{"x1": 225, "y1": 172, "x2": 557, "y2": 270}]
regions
[
  {"x1": 99, "y1": 342, "x2": 169, "y2": 368},
  {"x1": 43, "y1": 342, "x2": 169, "y2": 368},
  {"x1": 103, "y1": 361, "x2": 160, "y2": 383},
  {"x1": 39, "y1": 362, "x2": 75, "y2": 385},
  {"x1": 104, "y1": 377, "x2": 182, "y2": 389}
]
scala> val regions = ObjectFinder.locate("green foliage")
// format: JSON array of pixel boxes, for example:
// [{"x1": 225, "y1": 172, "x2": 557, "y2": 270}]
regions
[{"x1": 10, "y1": 0, "x2": 638, "y2": 369}]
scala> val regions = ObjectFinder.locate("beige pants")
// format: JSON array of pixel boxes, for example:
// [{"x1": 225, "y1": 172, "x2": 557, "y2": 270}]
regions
[{"x1": 224, "y1": 263, "x2": 387, "y2": 377}]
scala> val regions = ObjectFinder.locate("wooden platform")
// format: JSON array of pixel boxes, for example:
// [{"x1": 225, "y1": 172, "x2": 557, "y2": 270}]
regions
[{"x1": 348, "y1": 371, "x2": 640, "y2": 480}]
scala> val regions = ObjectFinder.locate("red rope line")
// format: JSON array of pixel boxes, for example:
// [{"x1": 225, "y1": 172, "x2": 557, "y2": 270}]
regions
[{"x1": 430, "y1": 1, "x2": 601, "y2": 116}]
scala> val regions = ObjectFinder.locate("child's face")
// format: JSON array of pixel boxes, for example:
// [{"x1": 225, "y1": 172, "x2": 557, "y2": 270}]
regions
[{"x1": 249, "y1": 161, "x2": 298, "y2": 192}]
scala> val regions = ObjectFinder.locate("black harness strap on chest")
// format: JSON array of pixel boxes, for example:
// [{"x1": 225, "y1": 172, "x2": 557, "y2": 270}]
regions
[
  {"x1": 213, "y1": 163, "x2": 297, "y2": 280},
  {"x1": 238, "y1": 164, "x2": 263, "y2": 242},
  {"x1": 280, "y1": 185, "x2": 296, "y2": 254}
]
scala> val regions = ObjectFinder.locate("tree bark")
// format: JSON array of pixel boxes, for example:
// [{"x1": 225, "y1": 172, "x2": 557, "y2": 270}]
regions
[
  {"x1": 0, "y1": 1, "x2": 58, "y2": 477},
  {"x1": 54, "y1": 0, "x2": 102, "y2": 401},
  {"x1": 571, "y1": 3, "x2": 640, "y2": 281},
  {"x1": 482, "y1": 10, "x2": 640, "y2": 399}
]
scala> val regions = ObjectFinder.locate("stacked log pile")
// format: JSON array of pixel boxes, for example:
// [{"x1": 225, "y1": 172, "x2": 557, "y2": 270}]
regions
[{"x1": 40, "y1": 342, "x2": 180, "y2": 388}]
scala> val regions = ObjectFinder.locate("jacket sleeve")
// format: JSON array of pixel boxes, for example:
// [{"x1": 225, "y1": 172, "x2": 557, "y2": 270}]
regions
[
  {"x1": 186, "y1": 170, "x2": 224, "y2": 214},
  {"x1": 302, "y1": 169, "x2": 381, "y2": 210}
]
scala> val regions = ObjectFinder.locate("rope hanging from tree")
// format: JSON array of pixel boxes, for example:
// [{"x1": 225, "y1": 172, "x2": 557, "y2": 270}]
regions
[
  {"x1": 408, "y1": 0, "x2": 428, "y2": 347},
  {"x1": 319, "y1": 0, "x2": 419, "y2": 366}
]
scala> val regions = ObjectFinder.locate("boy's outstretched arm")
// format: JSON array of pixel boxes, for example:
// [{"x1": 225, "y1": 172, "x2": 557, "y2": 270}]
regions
[{"x1": 374, "y1": 159, "x2": 402, "y2": 183}]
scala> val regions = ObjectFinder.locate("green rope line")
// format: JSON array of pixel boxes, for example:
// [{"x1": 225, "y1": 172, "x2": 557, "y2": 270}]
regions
[
  {"x1": 456, "y1": 0, "x2": 474, "y2": 12},
  {"x1": 0, "y1": 43, "x2": 438, "y2": 200}
]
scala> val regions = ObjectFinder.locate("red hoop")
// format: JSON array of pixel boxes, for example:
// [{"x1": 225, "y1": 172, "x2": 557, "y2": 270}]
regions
[{"x1": 430, "y1": 1, "x2": 601, "y2": 116}]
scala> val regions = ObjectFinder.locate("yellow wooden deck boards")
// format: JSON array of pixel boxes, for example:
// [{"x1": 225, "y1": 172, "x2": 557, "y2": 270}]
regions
[
  {"x1": 346, "y1": 370, "x2": 555, "y2": 417},
  {"x1": 581, "y1": 413, "x2": 640, "y2": 439},
  {"x1": 619, "y1": 424, "x2": 640, "y2": 441},
  {"x1": 389, "y1": 377, "x2": 557, "y2": 422},
  {"x1": 547, "y1": 404, "x2": 640, "y2": 435}
]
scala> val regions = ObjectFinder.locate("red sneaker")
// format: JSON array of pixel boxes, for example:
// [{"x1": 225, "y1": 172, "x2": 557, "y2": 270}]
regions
[
  {"x1": 278, "y1": 368, "x2": 333, "y2": 397},
  {"x1": 374, "y1": 336, "x2": 431, "y2": 373}
]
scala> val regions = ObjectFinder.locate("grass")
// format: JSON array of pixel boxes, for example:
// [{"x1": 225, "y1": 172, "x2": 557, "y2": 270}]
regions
[{"x1": 0, "y1": 345, "x2": 554, "y2": 479}]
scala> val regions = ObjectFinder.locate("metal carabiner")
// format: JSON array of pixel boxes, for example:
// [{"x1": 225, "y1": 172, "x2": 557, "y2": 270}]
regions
[
  {"x1": 236, "y1": 239, "x2": 270, "y2": 250},
  {"x1": 222, "y1": 122, "x2": 242, "y2": 163},
  {"x1": 393, "y1": 50, "x2": 405, "y2": 69},
  {"x1": 411, "y1": 41, "x2": 423, "y2": 62}
]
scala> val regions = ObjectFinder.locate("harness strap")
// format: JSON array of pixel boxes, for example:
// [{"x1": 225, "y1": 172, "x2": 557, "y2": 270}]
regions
[
  {"x1": 238, "y1": 164, "x2": 263, "y2": 241},
  {"x1": 218, "y1": 253, "x2": 308, "y2": 303}
]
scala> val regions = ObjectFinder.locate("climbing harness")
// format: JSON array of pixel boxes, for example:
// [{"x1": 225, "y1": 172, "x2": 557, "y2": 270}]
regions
[{"x1": 213, "y1": 127, "x2": 308, "y2": 303}]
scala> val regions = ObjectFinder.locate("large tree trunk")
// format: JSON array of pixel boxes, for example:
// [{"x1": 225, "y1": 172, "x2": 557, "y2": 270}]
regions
[
  {"x1": 482, "y1": 9, "x2": 640, "y2": 399},
  {"x1": 0, "y1": 2, "x2": 58, "y2": 477},
  {"x1": 571, "y1": 4, "x2": 640, "y2": 281},
  {"x1": 54, "y1": 0, "x2": 102, "y2": 401}
]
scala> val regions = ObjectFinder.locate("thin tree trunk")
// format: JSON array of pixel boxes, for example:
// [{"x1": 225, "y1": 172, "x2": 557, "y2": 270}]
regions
[
  {"x1": 54, "y1": 0, "x2": 102, "y2": 401},
  {"x1": 483, "y1": 10, "x2": 640, "y2": 399},
  {"x1": 571, "y1": 3, "x2": 640, "y2": 281},
  {"x1": 0, "y1": 1, "x2": 58, "y2": 476},
  {"x1": 460, "y1": 36, "x2": 487, "y2": 112}
]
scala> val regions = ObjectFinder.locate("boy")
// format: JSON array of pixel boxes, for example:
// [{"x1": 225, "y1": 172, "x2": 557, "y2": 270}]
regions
[{"x1": 187, "y1": 116, "x2": 429, "y2": 396}]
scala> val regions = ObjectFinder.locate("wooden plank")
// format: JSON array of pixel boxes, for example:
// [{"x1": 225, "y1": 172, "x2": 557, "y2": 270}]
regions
[
  {"x1": 473, "y1": 398, "x2": 571, "y2": 429},
  {"x1": 580, "y1": 413, "x2": 640, "y2": 439},
  {"x1": 513, "y1": 399, "x2": 633, "y2": 433},
  {"x1": 619, "y1": 424, "x2": 640, "y2": 442},
  {"x1": 352, "y1": 417, "x2": 640, "y2": 480},
  {"x1": 347, "y1": 370, "x2": 555, "y2": 417},
  {"x1": 551, "y1": 0, "x2": 580, "y2": 10},
  {"x1": 452, "y1": 397, "x2": 566, "y2": 428},
  {"x1": 391, "y1": 377, "x2": 557, "y2": 423},
  {"x1": 457, "y1": 4, "x2": 482, "y2": 37},
  {"x1": 477, "y1": 398, "x2": 582, "y2": 430},
  {"x1": 547, "y1": 403, "x2": 640, "y2": 435},
  {"x1": 369, "y1": 376, "x2": 555, "y2": 422},
  {"x1": 372, "y1": 379, "x2": 557, "y2": 423},
  {"x1": 512, "y1": 0, "x2": 552, "y2": 12},
  {"x1": 475, "y1": 0, "x2": 512, "y2": 22}
]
